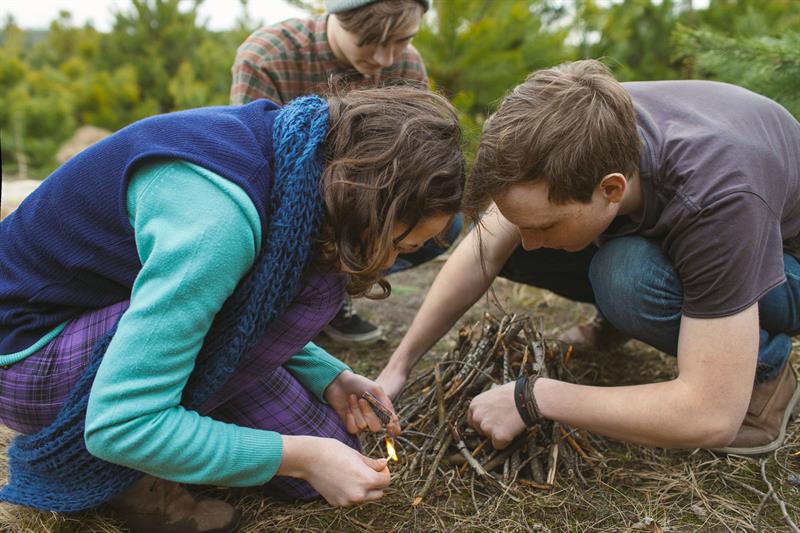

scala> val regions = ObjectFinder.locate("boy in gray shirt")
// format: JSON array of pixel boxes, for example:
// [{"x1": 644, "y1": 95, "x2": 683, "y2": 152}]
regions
[{"x1": 378, "y1": 59, "x2": 800, "y2": 455}]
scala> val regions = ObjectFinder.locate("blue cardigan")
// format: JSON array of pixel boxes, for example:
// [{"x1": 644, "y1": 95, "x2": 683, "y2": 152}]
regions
[
  {"x1": 0, "y1": 100, "x2": 279, "y2": 355},
  {"x1": 0, "y1": 96, "x2": 330, "y2": 511}
]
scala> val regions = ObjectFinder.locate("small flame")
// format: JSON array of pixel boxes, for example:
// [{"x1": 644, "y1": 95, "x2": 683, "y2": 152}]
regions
[{"x1": 385, "y1": 437, "x2": 398, "y2": 462}]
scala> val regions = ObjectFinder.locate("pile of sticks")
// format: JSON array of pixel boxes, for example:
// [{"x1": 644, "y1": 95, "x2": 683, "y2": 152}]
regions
[{"x1": 388, "y1": 312, "x2": 606, "y2": 504}]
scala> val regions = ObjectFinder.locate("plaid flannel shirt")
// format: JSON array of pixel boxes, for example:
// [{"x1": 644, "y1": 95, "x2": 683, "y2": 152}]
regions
[{"x1": 230, "y1": 15, "x2": 428, "y2": 105}]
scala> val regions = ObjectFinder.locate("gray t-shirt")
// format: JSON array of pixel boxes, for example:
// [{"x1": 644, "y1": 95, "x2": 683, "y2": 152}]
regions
[{"x1": 605, "y1": 80, "x2": 800, "y2": 318}]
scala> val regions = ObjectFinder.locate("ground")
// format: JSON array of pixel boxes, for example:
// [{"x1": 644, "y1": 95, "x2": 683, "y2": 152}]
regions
[{"x1": 1, "y1": 254, "x2": 799, "y2": 532}]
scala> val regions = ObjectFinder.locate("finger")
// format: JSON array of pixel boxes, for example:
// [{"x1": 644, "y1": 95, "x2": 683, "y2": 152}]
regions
[
  {"x1": 361, "y1": 455, "x2": 389, "y2": 472},
  {"x1": 363, "y1": 489, "x2": 385, "y2": 502},
  {"x1": 376, "y1": 464, "x2": 391, "y2": 483},
  {"x1": 358, "y1": 398, "x2": 383, "y2": 433},
  {"x1": 467, "y1": 406, "x2": 478, "y2": 431},
  {"x1": 491, "y1": 432, "x2": 509, "y2": 450},
  {"x1": 369, "y1": 466, "x2": 392, "y2": 489},
  {"x1": 386, "y1": 417, "x2": 402, "y2": 438},
  {"x1": 349, "y1": 394, "x2": 367, "y2": 430},
  {"x1": 345, "y1": 411, "x2": 358, "y2": 434},
  {"x1": 371, "y1": 386, "x2": 397, "y2": 416}
]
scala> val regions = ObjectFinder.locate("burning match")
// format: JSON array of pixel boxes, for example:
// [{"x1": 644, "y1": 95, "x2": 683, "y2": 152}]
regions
[{"x1": 385, "y1": 436, "x2": 398, "y2": 462}]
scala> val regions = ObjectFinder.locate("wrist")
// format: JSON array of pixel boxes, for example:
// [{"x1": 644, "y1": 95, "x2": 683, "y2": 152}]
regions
[
  {"x1": 323, "y1": 370, "x2": 350, "y2": 402},
  {"x1": 277, "y1": 435, "x2": 320, "y2": 478},
  {"x1": 384, "y1": 351, "x2": 414, "y2": 378},
  {"x1": 514, "y1": 375, "x2": 543, "y2": 427}
]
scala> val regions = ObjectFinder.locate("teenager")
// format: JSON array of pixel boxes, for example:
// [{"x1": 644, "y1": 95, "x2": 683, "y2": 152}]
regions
[
  {"x1": 379, "y1": 60, "x2": 800, "y2": 457},
  {"x1": 230, "y1": 0, "x2": 462, "y2": 344},
  {"x1": 0, "y1": 86, "x2": 464, "y2": 533}
]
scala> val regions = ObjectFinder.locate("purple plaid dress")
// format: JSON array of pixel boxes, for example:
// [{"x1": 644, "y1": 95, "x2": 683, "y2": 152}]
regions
[{"x1": 0, "y1": 270, "x2": 357, "y2": 500}]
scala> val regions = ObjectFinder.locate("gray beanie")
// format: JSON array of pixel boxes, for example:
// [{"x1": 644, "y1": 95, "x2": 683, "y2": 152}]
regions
[{"x1": 326, "y1": 0, "x2": 431, "y2": 14}]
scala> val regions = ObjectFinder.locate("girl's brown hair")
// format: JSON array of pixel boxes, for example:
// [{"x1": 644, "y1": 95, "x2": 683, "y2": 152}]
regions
[
  {"x1": 466, "y1": 59, "x2": 641, "y2": 218},
  {"x1": 336, "y1": 0, "x2": 425, "y2": 47},
  {"x1": 317, "y1": 85, "x2": 464, "y2": 298}
]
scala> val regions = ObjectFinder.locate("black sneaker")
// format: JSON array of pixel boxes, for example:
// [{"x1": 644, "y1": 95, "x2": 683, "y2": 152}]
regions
[{"x1": 323, "y1": 296, "x2": 383, "y2": 344}]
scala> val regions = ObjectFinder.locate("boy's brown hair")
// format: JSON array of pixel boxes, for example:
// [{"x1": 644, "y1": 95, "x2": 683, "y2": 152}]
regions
[
  {"x1": 336, "y1": 0, "x2": 425, "y2": 46},
  {"x1": 318, "y1": 85, "x2": 464, "y2": 298},
  {"x1": 466, "y1": 59, "x2": 641, "y2": 216}
]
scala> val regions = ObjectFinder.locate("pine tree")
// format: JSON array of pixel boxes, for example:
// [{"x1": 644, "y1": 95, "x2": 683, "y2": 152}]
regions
[{"x1": 674, "y1": 26, "x2": 800, "y2": 118}]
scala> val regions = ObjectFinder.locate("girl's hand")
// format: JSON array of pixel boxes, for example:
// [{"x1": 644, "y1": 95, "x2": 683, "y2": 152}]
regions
[
  {"x1": 467, "y1": 381, "x2": 526, "y2": 450},
  {"x1": 324, "y1": 371, "x2": 401, "y2": 437},
  {"x1": 278, "y1": 436, "x2": 391, "y2": 506}
]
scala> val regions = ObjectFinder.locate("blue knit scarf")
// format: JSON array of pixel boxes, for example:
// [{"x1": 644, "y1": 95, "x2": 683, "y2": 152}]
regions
[{"x1": 0, "y1": 96, "x2": 329, "y2": 512}]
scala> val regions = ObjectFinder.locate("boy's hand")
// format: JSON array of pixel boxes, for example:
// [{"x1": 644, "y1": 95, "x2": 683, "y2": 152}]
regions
[
  {"x1": 325, "y1": 371, "x2": 401, "y2": 437},
  {"x1": 376, "y1": 363, "x2": 409, "y2": 400},
  {"x1": 467, "y1": 381, "x2": 526, "y2": 449}
]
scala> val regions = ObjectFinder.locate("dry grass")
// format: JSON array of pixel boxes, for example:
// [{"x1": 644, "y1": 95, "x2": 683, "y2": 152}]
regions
[{"x1": 1, "y1": 263, "x2": 799, "y2": 532}]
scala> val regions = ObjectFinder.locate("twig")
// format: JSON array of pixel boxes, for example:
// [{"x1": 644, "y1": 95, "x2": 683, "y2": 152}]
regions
[
  {"x1": 483, "y1": 435, "x2": 528, "y2": 472},
  {"x1": 759, "y1": 456, "x2": 800, "y2": 533},
  {"x1": 546, "y1": 442, "x2": 559, "y2": 486},
  {"x1": 561, "y1": 426, "x2": 594, "y2": 465},
  {"x1": 412, "y1": 434, "x2": 453, "y2": 506},
  {"x1": 518, "y1": 478, "x2": 553, "y2": 490},
  {"x1": 434, "y1": 364, "x2": 446, "y2": 428},
  {"x1": 458, "y1": 438, "x2": 490, "y2": 476},
  {"x1": 449, "y1": 423, "x2": 491, "y2": 478},
  {"x1": 563, "y1": 344, "x2": 574, "y2": 366},
  {"x1": 726, "y1": 476, "x2": 800, "y2": 514},
  {"x1": 754, "y1": 459, "x2": 772, "y2": 533}
]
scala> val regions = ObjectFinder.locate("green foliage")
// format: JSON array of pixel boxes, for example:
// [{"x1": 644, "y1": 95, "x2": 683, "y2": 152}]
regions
[
  {"x1": 2, "y1": 0, "x2": 799, "y2": 177},
  {"x1": 0, "y1": 0, "x2": 257, "y2": 177},
  {"x1": 417, "y1": 0, "x2": 573, "y2": 115},
  {"x1": 674, "y1": 26, "x2": 800, "y2": 118},
  {"x1": 285, "y1": 0, "x2": 325, "y2": 14},
  {"x1": 698, "y1": 0, "x2": 800, "y2": 37},
  {"x1": 101, "y1": 0, "x2": 207, "y2": 112},
  {"x1": 575, "y1": 0, "x2": 690, "y2": 81},
  {"x1": 414, "y1": 0, "x2": 574, "y2": 158}
]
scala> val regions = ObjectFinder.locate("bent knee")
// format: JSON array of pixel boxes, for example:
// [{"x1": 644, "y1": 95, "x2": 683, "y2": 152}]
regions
[{"x1": 590, "y1": 237, "x2": 680, "y2": 311}]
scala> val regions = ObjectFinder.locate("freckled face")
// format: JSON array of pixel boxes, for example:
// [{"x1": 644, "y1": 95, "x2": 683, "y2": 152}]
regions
[
  {"x1": 494, "y1": 180, "x2": 620, "y2": 252},
  {"x1": 328, "y1": 8, "x2": 422, "y2": 77}
]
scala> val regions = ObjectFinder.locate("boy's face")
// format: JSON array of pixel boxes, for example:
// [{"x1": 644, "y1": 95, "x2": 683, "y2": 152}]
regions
[
  {"x1": 494, "y1": 178, "x2": 623, "y2": 252},
  {"x1": 328, "y1": 8, "x2": 422, "y2": 77}
]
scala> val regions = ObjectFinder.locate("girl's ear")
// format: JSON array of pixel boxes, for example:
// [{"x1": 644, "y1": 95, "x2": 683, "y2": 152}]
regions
[{"x1": 598, "y1": 173, "x2": 626, "y2": 203}]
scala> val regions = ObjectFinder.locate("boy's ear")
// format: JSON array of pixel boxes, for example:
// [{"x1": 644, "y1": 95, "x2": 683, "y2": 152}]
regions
[{"x1": 598, "y1": 173, "x2": 626, "y2": 203}]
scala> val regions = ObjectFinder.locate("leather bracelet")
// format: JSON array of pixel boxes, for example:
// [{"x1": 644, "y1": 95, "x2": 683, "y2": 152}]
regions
[
  {"x1": 514, "y1": 376, "x2": 538, "y2": 427},
  {"x1": 524, "y1": 375, "x2": 543, "y2": 421}
]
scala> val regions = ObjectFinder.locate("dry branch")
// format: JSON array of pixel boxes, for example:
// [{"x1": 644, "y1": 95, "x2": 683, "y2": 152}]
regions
[{"x1": 380, "y1": 312, "x2": 605, "y2": 505}]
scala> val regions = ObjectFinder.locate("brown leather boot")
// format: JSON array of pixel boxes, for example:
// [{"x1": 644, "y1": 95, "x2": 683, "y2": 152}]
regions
[
  {"x1": 106, "y1": 475, "x2": 241, "y2": 533},
  {"x1": 713, "y1": 363, "x2": 800, "y2": 456},
  {"x1": 559, "y1": 313, "x2": 630, "y2": 351}
]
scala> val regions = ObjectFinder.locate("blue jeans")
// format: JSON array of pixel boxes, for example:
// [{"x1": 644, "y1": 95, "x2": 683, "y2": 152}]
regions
[
  {"x1": 501, "y1": 236, "x2": 800, "y2": 383},
  {"x1": 386, "y1": 215, "x2": 464, "y2": 275}
]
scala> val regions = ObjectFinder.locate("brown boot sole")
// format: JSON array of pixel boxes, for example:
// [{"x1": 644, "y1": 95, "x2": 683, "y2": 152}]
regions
[
  {"x1": 106, "y1": 502, "x2": 242, "y2": 533},
  {"x1": 711, "y1": 371, "x2": 800, "y2": 457}
]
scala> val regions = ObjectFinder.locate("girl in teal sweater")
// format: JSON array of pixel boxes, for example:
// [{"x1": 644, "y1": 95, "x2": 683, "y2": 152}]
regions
[{"x1": 0, "y1": 86, "x2": 464, "y2": 533}]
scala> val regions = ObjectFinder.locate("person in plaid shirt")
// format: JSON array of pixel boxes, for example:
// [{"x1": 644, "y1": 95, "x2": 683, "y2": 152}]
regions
[
  {"x1": 230, "y1": 0, "x2": 429, "y2": 106},
  {"x1": 231, "y1": 0, "x2": 463, "y2": 345}
]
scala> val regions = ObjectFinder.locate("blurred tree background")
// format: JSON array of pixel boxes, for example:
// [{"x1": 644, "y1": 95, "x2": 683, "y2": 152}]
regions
[{"x1": 1, "y1": 0, "x2": 799, "y2": 178}]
